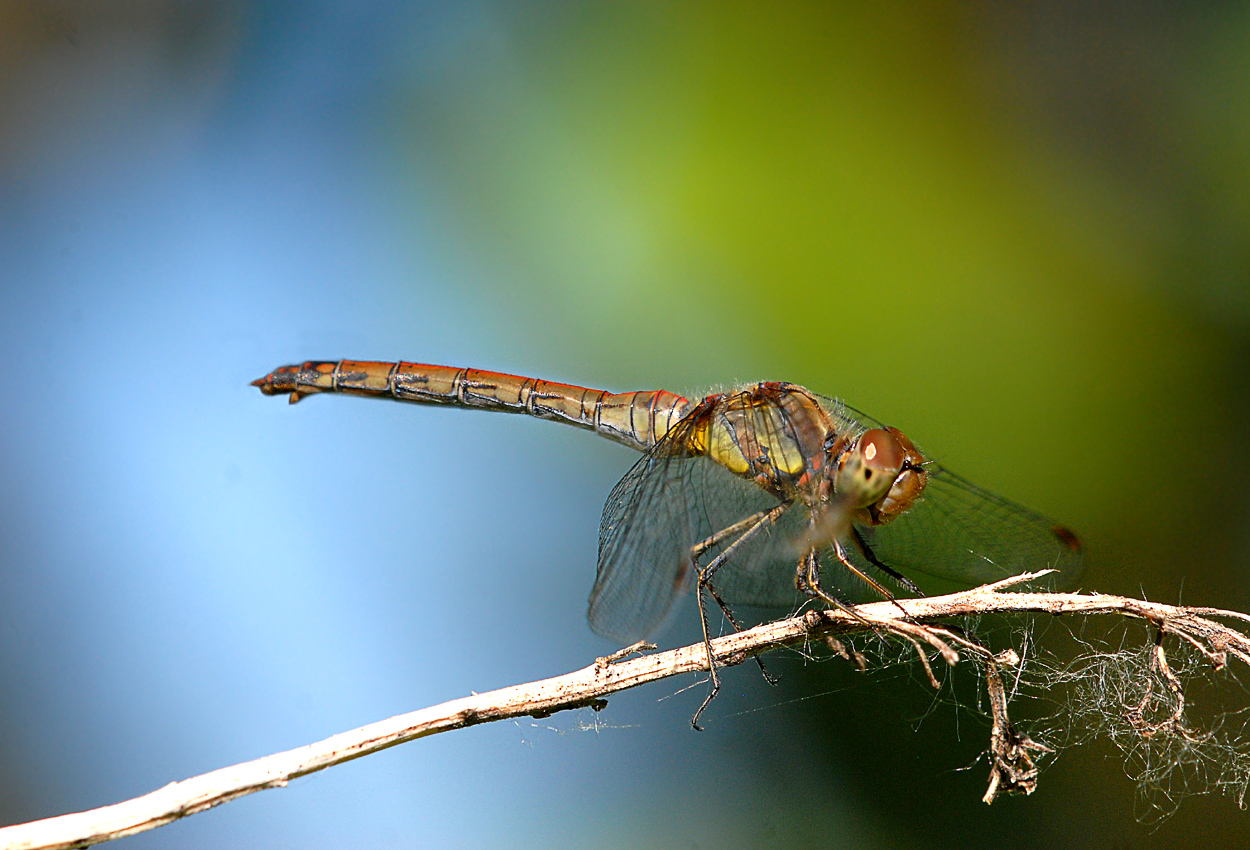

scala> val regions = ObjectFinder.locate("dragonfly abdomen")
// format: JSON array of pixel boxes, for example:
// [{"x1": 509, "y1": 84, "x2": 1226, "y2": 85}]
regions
[{"x1": 251, "y1": 360, "x2": 690, "y2": 451}]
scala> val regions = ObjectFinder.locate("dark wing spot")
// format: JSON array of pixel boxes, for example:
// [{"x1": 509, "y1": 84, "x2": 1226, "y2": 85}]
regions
[{"x1": 1051, "y1": 524, "x2": 1082, "y2": 553}]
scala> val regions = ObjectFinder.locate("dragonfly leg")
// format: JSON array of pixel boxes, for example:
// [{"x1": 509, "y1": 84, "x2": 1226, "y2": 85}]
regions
[
  {"x1": 703, "y1": 580, "x2": 780, "y2": 687},
  {"x1": 848, "y1": 527, "x2": 922, "y2": 596},
  {"x1": 795, "y1": 540, "x2": 921, "y2": 674},
  {"x1": 831, "y1": 539, "x2": 900, "y2": 603},
  {"x1": 689, "y1": 510, "x2": 780, "y2": 561},
  {"x1": 797, "y1": 507, "x2": 910, "y2": 614},
  {"x1": 690, "y1": 503, "x2": 789, "y2": 730},
  {"x1": 796, "y1": 547, "x2": 876, "y2": 628},
  {"x1": 831, "y1": 539, "x2": 916, "y2": 619}
]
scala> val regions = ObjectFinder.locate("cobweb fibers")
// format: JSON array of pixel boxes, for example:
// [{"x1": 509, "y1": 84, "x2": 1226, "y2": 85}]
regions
[
  {"x1": 1035, "y1": 622, "x2": 1250, "y2": 823},
  {"x1": 789, "y1": 614, "x2": 1067, "y2": 783},
  {"x1": 789, "y1": 612, "x2": 1250, "y2": 818}
]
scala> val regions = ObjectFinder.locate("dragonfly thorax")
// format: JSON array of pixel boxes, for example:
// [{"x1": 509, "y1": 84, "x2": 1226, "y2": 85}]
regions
[
  {"x1": 690, "y1": 383, "x2": 930, "y2": 523},
  {"x1": 693, "y1": 383, "x2": 842, "y2": 501}
]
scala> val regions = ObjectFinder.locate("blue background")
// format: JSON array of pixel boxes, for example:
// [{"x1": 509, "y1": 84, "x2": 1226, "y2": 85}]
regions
[{"x1": 2, "y1": 3, "x2": 1249, "y2": 847}]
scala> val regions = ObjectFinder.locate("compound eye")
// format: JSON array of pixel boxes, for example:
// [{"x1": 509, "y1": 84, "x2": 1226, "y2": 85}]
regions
[
  {"x1": 836, "y1": 428, "x2": 905, "y2": 508},
  {"x1": 859, "y1": 429, "x2": 905, "y2": 478},
  {"x1": 872, "y1": 427, "x2": 928, "y2": 524}
]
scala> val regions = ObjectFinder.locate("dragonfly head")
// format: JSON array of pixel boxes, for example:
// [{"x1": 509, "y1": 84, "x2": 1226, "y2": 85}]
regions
[{"x1": 836, "y1": 427, "x2": 927, "y2": 524}]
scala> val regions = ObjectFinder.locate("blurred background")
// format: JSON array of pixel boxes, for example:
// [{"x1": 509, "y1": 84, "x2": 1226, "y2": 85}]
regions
[{"x1": 1, "y1": 2, "x2": 1248, "y2": 847}]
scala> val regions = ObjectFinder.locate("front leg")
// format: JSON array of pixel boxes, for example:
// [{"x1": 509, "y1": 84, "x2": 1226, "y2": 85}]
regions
[
  {"x1": 797, "y1": 509, "x2": 912, "y2": 619},
  {"x1": 795, "y1": 546, "x2": 872, "y2": 626},
  {"x1": 794, "y1": 546, "x2": 946, "y2": 687},
  {"x1": 848, "y1": 527, "x2": 921, "y2": 596}
]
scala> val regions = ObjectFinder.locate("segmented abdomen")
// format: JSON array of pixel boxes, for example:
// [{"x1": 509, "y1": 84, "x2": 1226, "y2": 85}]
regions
[{"x1": 252, "y1": 360, "x2": 690, "y2": 451}]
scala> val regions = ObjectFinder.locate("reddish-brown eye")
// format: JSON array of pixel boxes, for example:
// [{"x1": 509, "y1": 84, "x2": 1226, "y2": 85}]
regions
[
  {"x1": 870, "y1": 426, "x2": 928, "y2": 524},
  {"x1": 858, "y1": 429, "x2": 905, "y2": 480},
  {"x1": 836, "y1": 428, "x2": 905, "y2": 508}
]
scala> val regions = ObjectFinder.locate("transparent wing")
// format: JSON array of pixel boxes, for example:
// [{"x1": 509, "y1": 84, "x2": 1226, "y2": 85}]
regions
[
  {"x1": 821, "y1": 397, "x2": 1083, "y2": 587},
  {"x1": 854, "y1": 464, "x2": 1083, "y2": 586},
  {"x1": 589, "y1": 418, "x2": 808, "y2": 644}
]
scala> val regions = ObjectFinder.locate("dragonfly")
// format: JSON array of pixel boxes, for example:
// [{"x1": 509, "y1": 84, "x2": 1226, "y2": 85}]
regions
[{"x1": 253, "y1": 360, "x2": 1082, "y2": 726}]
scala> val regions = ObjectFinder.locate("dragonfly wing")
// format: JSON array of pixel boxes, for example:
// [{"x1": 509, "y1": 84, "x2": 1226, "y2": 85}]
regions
[
  {"x1": 589, "y1": 422, "x2": 806, "y2": 643},
  {"x1": 676, "y1": 457, "x2": 815, "y2": 611},
  {"x1": 855, "y1": 464, "x2": 1083, "y2": 586},
  {"x1": 589, "y1": 448, "x2": 696, "y2": 643}
]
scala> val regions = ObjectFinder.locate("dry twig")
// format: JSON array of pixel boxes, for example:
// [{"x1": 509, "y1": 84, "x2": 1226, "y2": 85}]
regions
[{"x1": 4, "y1": 571, "x2": 1250, "y2": 850}]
